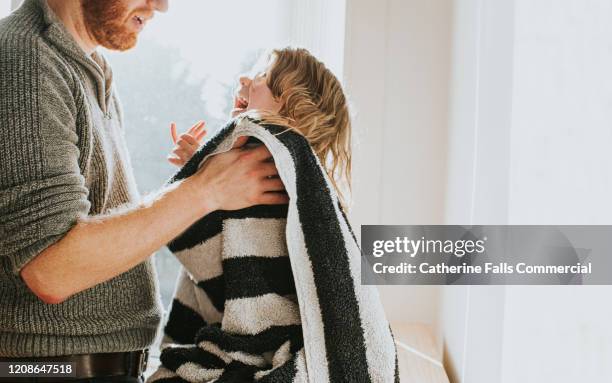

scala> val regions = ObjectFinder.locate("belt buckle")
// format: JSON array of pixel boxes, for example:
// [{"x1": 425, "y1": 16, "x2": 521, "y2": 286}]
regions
[{"x1": 140, "y1": 349, "x2": 149, "y2": 375}]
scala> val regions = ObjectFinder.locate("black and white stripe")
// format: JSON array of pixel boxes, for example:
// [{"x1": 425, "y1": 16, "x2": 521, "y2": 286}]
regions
[{"x1": 148, "y1": 118, "x2": 398, "y2": 383}]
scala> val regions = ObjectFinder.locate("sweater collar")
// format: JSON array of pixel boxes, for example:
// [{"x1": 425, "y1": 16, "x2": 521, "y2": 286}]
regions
[{"x1": 23, "y1": 0, "x2": 114, "y2": 114}]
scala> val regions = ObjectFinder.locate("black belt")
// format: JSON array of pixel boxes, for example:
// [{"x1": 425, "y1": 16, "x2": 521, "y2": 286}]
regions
[{"x1": 0, "y1": 349, "x2": 148, "y2": 381}]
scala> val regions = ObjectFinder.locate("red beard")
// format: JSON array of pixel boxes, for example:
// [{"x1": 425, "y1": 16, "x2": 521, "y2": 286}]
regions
[{"x1": 81, "y1": 0, "x2": 144, "y2": 51}]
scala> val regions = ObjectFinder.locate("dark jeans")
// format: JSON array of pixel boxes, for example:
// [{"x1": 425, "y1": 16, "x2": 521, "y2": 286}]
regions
[
  {"x1": 1, "y1": 377, "x2": 143, "y2": 383},
  {"x1": 70, "y1": 377, "x2": 143, "y2": 383},
  {"x1": 72, "y1": 378, "x2": 143, "y2": 383}
]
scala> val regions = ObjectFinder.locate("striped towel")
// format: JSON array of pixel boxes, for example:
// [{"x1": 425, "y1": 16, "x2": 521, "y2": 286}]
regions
[{"x1": 147, "y1": 117, "x2": 399, "y2": 383}]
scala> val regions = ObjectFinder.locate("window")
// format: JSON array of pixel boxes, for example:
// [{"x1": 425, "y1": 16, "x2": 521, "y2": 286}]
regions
[{"x1": 1, "y1": 2, "x2": 12, "y2": 18}]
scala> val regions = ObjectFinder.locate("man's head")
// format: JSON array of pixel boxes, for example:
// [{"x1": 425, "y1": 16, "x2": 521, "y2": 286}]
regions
[{"x1": 80, "y1": 0, "x2": 168, "y2": 51}]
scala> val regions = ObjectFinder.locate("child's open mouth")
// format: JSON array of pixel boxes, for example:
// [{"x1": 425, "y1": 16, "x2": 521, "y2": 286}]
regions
[
  {"x1": 236, "y1": 96, "x2": 249, "y2": 110},
  {"x1": 131, "y1": 15, "x2": 146, "y2": 31},
  {"x1": 231, "y1": 95, "x2": 250, "y2": 117}
]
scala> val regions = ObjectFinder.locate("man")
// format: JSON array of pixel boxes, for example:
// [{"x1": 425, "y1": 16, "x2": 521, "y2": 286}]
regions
[{"x1": 0, "y1": 0, "x2": 287, "y2": 381}]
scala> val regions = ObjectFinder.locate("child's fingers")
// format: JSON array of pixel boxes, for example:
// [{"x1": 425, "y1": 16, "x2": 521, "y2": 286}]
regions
[
  {"x1": 180, "y1": 134, "x2": 199, "y2": 147},
  {"x1": 193, "y1": 122, "x2": 206, "y2": 139},
  {"x1": 192, "y1": 122, "x2": 206, "y2": 141},
  {"x1": 188, "y1": 121, "x2": 205, "y2": 135},
  {"x1": 173, "y1": 146, "x2": 189, "y2": 159},
  {"x1": 172, "y1": 148, "x2": 192, "y2": 165},
  {"x1": 192, "y1": 121, "x2": 205, "y2": 132},
  {"x1": 178, "y1": 138, "x2": 197, "y2": 153},
  {"x1": 195, "y1": 121, "x2": 206, "y2": 134},
  {"x1": 170, "y1": 122, "x2": 178, "y2": 144},
  {"x1": 167, "y1": 156, "x2": 184, "y2": 167},
  {"x1": 195, "y1": 129, "x2": 207, "y2": 142}
]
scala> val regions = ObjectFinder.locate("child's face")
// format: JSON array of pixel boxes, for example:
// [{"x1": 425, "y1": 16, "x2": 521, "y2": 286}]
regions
[{"x1": 234, "y1": 66, "x2": 282, "y2": 116}]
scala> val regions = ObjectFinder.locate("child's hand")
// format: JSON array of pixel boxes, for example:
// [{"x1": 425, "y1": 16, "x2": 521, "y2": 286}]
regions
[{"x1": 167, "y1": 121, "x2": 207, "y2": 167}]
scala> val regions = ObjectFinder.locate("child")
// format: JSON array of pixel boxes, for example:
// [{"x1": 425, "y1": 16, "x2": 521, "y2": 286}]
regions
[
  {"x1": 167, "y1": 47, "x2": 351, "y2": 207},
  {"x1": 151, "y1": 48, "x2": 396, "y2": 383}
]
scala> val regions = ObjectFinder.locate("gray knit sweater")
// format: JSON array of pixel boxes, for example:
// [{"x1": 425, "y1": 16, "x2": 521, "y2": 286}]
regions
[{"x1": 0, "y1": 0, "x2": 161, "y2": 357}]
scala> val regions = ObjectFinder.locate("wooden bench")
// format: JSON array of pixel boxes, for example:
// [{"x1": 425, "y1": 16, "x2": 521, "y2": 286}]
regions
[{"x1": 392, "y1": 323, "x2": 450, "y2": 383}]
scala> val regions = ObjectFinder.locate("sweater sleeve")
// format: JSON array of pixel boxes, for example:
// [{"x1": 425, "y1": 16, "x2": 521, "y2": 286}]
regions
[{"x1": 0, "y1": 39, "x2": 91, "y2": 275}]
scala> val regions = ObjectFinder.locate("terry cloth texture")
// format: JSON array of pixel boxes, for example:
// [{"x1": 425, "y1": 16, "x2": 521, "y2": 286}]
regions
[
  {"x1": 0, "y1": 0, "x2": 161, "y2": 356},
  {"x1": 148, "y1": 118, "x2": 399, "y2": 383}
]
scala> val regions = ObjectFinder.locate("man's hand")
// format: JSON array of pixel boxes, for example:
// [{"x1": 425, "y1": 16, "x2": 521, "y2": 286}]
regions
[
  {"x1": 188, "y1": 136, "x2": 288, "y2": 212},
  {"x1": 21, "y1": 137, "x2": 287, "y2": 305}
]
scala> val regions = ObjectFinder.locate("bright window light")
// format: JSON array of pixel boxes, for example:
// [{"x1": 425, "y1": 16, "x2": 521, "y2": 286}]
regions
[{"x1": 0, "y1": 3, "x2": 12, "y2": 18}]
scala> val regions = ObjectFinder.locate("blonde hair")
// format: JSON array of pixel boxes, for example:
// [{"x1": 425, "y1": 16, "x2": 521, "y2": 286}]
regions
[{"x1": 244, "y1": 47, "x2": 352, "y2": 208}]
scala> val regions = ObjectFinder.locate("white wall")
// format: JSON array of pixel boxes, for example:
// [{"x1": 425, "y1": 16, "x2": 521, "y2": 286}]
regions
[
  {"x1": 441, "y1": 1, "x2": 612, "y2": 382},
  {"x1": 1, "y1": 2, "x2": 12, "y2": 18},
  {"x1": 501, "y1": 1, "x2": 612, "y2": 382},
  {"x1": 344, "y1": 0, "x2": 453, "y2": 327},
  {"x1": 501, "y1": 287, "x2": 612, "y2": 383},
  {"x1": 509, "y1": 0, "x2": 612, "y2": 225}
]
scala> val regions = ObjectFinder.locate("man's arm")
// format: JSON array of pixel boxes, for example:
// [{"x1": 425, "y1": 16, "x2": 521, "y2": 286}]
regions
[{"x1": 21, "y1": 139, "x2": 287, "y2": 304}]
